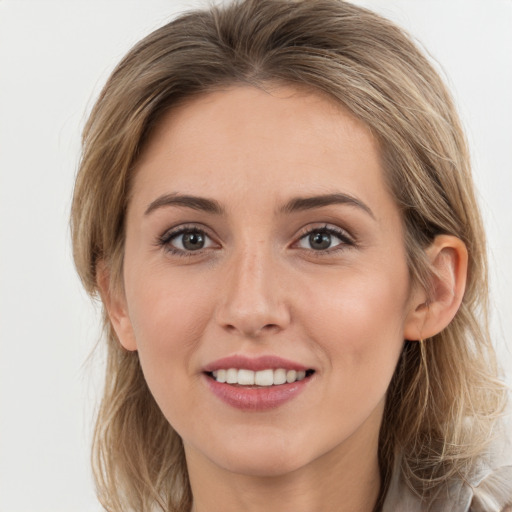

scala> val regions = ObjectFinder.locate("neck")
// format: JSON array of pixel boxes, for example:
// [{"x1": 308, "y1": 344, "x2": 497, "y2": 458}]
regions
[{"x1": 187, "y1": 414, "x2": 382, "y2": 512}]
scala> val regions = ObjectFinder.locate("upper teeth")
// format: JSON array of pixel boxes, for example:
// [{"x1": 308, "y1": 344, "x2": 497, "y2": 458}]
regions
[{"x1": 212, "y1": 368, "x2": 307, "y2": 386}]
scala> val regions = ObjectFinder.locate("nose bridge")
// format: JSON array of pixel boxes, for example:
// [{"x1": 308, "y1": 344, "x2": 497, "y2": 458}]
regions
[{"x1": 216, "y1": 239, "x2": 290, "y2": 336}]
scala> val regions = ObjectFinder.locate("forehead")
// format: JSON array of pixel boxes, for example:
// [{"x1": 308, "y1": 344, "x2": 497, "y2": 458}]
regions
[
  {"x1": 139, "y1": 83, "x2": 376, "y2": 164},
  {"x1": 131, "y1": 84, "x2": 393, "y2": 219}
]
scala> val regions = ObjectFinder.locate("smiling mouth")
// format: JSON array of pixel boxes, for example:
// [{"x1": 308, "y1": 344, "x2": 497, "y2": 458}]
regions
[{"x1": 206, "y1": 368, "x2": 315, "y2": 387}]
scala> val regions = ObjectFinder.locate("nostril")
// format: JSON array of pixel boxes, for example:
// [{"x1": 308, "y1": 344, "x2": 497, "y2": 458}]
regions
[{"x1": 222, "y1": 322, "x2": 282, "y2": 337}]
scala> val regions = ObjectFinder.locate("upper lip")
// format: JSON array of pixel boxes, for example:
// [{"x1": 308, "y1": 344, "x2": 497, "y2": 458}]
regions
[{"x1": 203, "y1": 355, "x2": 311, "y2": 373}]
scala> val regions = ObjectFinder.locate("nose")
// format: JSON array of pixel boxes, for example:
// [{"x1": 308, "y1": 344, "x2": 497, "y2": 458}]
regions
[{"x1": 214, "y1": 244, "x2": 291, "y2": 338}]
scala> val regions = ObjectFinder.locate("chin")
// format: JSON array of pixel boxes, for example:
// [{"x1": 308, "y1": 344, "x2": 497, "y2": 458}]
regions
[
  {"x1": 220, "y1": 450, "x2": 307, "y2": 478},
  {"x1": 202, "y1": 429, "x2": 321, "y2": 478}
]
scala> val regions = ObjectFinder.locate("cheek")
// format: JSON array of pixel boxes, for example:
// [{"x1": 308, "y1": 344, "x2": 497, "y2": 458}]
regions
[
  {"x1": 127, "y1": 264, "x2": 213, "y2": 347},
  {"x1": 124, "y1": 268, "x2": 214, "y2": 414},
  {"x1": 294, "y1": 276, "x2": 407, "y2": 458},
  {"x1": 302, "y1": 266, "x2": 409, "y2": 391}
]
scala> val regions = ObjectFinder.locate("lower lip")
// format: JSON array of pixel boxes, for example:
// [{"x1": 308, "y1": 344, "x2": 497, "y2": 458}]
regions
[{"x1": 204, "y1": 374, "x2": 312, "y2": 411}]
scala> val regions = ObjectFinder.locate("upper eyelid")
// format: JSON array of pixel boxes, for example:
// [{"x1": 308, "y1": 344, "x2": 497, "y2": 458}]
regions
[
  {"x1": 159, "y1": 223, "x2": 216, "y2": 240},
  {"x1": 295, "y1": 223, "x2": 354, "y2": 242}
]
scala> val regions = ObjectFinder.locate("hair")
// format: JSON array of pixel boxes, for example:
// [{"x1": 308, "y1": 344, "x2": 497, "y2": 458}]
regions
[{"x1": 71, "y1": 1, "x2": 508, "y2": 510}]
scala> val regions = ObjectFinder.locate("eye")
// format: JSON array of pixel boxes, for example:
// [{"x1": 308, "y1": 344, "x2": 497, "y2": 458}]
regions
[
  {"x1": 296, "y1": 226, "x2": 352, "y2": 252},
  {"x1": 159, "y1": 226, "x2": 217, "y2": 254}
]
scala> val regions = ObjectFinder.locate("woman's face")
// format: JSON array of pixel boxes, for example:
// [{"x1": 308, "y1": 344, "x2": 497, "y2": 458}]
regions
[{"x1": 115, "y1": 85, "x2": 418, "y2": 478}]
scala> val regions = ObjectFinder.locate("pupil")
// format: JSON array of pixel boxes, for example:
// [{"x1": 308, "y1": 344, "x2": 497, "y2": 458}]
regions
[
  {"x1": 310, "y1": 231, "x2": 331, "y2": 250},
  {"x1": 183, "y1": 232, "x2": 204, "y2": 250}
]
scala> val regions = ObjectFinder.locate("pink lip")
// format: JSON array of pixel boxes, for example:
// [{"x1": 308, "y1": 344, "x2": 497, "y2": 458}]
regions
[
  {"x1": 202, "y1": 355, "x2": 314, "y2": 411},
  {"x1": 203, "y1": 355, "x2": 310, "y2": 373},
  {"x1": 204, "y1": 376, "x2": 313, "y2": 411}
]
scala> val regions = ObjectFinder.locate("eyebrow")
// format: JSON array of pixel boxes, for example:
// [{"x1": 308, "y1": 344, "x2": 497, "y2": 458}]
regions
[
  {"x1": 144, "y1": 192, "x2": 374, "y2": 219},
  {"x1": 279, "y1": 193, "x2": 375, "y2": 219},
  {"x1": 144, "y1": 193, "x2": 225, "y2": 216}
]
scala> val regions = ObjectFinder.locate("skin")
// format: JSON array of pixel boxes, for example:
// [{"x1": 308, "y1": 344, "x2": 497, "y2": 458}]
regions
[{"x1": 102, "y1": 85, "x2": 468, "y2": 512}]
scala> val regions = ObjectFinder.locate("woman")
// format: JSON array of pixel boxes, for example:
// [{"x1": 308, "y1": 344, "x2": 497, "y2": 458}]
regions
[{"x1": 71, "y1": 0, "x2": 511, "y2": 510}]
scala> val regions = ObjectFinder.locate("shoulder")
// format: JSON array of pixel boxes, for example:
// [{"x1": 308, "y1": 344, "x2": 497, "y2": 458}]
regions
[
  {"x1": 383, "y1": 406, "x2": 512, "y2": 511},
  {"x1": 469, "y1": 463, "x2": 512, "y2": 512},
  {"x1": 470, "y1": 423, "x2": 512, "y2": 511},
  {"x1": 383, "y1": 461, "x2": 512, "y2": 512}
]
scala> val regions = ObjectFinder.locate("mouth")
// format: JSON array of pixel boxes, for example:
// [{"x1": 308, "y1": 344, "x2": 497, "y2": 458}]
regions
[
  {"x1": 203, "y1": 357, "x2": 316, "y2": 410},
  {"x1": 205, "y1": 368, "x2": 316, "y2": 387},
  {"x1": 202, "y1": 355, "x2": 316, "y2": 410}
]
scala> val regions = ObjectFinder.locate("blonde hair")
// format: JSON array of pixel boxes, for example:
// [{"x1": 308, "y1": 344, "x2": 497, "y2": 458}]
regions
[{"x1": 71, "y1": 1, "x2": 508, "y2": 510}]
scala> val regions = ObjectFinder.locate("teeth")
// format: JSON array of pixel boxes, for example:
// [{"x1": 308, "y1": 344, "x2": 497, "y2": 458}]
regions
[
  {"x1": 226, "y1": 368, "x2": 238, "y2": 384},
  {"x1": 274, "y1": 368, "x2": 287, "y2": 385},
  {"x1": 255, "y1": 369, "x2": 274, "y2": 386},
  {"x1": 238, "y1": 369, "x2": 255, "y2": 385},
  {"x1": 211, "y1": 368, "x2": 311, "y2": 386},
  {"x1": 286, "y1": 369, "x2": 297, "y2": 383}
]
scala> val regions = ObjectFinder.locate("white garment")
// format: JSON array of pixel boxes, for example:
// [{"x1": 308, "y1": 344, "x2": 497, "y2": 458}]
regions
[{"x1": 382, "y1": 461, "x2": 512, "y2": 511}]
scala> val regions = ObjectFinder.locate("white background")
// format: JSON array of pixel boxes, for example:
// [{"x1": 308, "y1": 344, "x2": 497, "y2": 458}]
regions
[{"x1": 0, "y1": 1, "x2": 511, "y2": 511}]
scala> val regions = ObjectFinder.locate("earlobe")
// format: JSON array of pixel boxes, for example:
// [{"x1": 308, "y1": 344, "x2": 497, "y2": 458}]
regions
[
  {"x1": 96, "y1": 261, "x2": 138, "y2": 351},
  {"x1": 403, "y1": 235, "x2": 468, "y2": 341}
]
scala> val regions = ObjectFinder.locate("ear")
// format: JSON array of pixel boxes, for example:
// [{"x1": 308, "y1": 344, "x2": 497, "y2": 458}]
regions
[
  {"x1": 403, "y1": 235, "x2": 468, "y2": 341},
  {"x1": 96, "y1": 261, "x2": 138, "y2": 351}
]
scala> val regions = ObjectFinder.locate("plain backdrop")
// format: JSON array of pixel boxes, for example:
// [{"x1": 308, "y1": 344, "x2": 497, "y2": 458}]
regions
[{"x1": 0, "y1": 1, "x2": 511, "y2": 511}]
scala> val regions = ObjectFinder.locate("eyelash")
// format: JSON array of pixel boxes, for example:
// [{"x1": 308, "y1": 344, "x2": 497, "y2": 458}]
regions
[
  {"x1": 156, "y1": 224, "x2": 355, "y2": 258},
  {"x1": 156, "y1": 224, "x2": 216, "y2": 258},
  {"x1": 295, "y1": 224, "x2": 355, "y2": 255}
]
